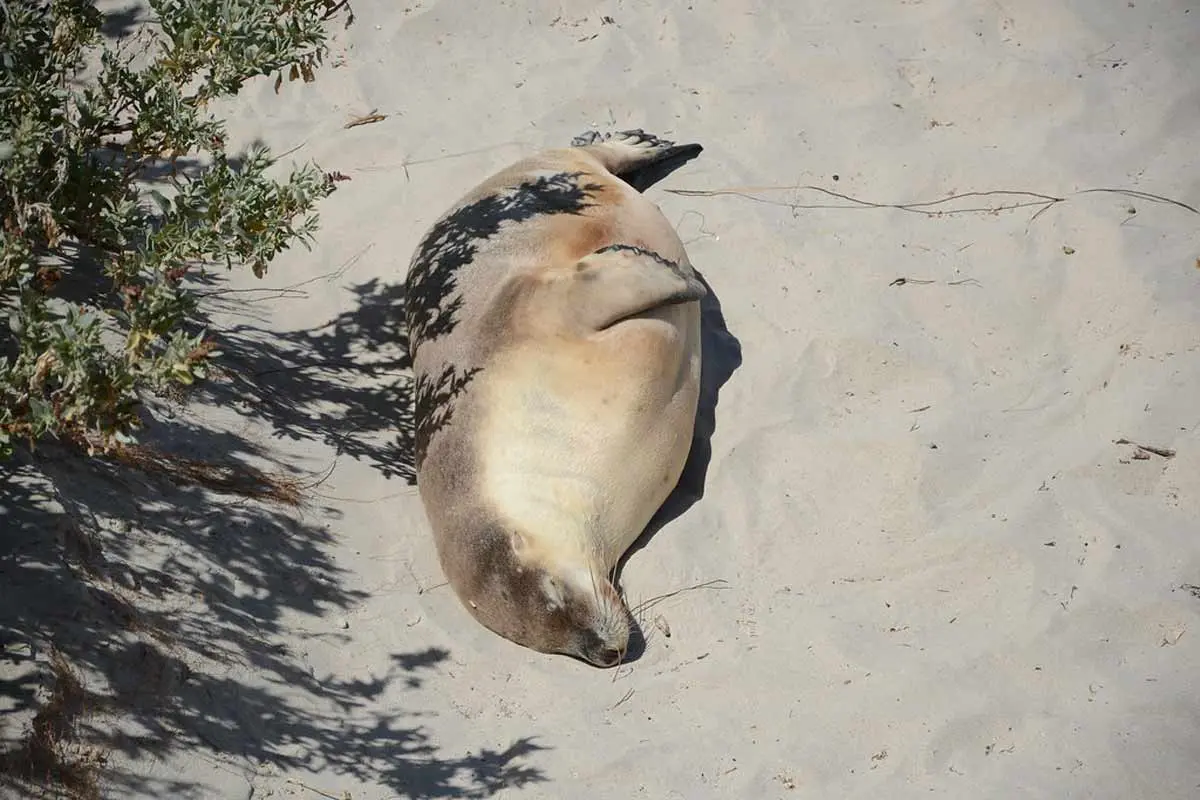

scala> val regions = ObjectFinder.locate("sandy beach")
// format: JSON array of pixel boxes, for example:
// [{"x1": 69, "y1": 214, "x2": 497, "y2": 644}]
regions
[{"x1": 4, "y1": 1, "x2": 1200, "y2": 798}]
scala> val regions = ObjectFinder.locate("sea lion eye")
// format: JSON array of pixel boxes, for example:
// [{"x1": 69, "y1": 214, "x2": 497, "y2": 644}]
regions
[{"x1": 540, "y1": 574, "x2": 565, "y2": 610}]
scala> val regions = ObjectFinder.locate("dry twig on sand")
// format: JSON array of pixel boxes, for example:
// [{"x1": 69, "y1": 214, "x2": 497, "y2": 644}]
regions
[
  {"x1": 665, "y1": 184, "x2": 1198, "y2": 226},
  {"x1": 1114, "y1": 438, "x2": 1176, "y2": 459},
  {"x1": 0, "y1": 650, "x2": 105, "y2": 800},
  {"x1": 61, "y1": 432, "x2": 338, "y2": 506},
  {"x1": 286, "y1": 777, "x2": 353, "y2": 799},
  {"x1": 344, "y1": 109, "x2": 388, "y2": 129}
]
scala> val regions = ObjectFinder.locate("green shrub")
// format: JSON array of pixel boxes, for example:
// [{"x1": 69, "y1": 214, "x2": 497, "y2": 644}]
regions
[{"x1": 0, "y1": 0, "x2": 352, "y2": 457}]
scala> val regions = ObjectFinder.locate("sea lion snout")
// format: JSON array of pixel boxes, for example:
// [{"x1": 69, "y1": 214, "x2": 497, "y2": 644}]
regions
[
  {"x1": 576, "y1": 632, "x2": 625, "y2": 668},
  {"x1": 556, "y1": 567, "x2": 631, "y2": 668},
  {"x1": 458, "y1": 540, "x2": 633, "y2": 667}
]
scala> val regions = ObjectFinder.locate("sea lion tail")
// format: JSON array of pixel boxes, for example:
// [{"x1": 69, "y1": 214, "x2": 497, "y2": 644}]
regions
[{"x1": 570, "y1": 128, "x2": 703, "y2": 192}]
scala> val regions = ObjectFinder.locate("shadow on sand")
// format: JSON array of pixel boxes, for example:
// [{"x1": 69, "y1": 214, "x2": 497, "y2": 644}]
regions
[
  {"x1": 0, "y1": 155, "x2": 542, "y2": 800},
  {"x1": 0, "y1": 438, "x2": 548, "y2": 798},
  {"x1": 614, "y1": 269, "x2": 743, "y2": 663},
  {"x1": 2, "y1": 6, "x2": 553, "y2": 796},
  {"x1": 3, "y1": 35, "x2": 731, "y2": 790}
]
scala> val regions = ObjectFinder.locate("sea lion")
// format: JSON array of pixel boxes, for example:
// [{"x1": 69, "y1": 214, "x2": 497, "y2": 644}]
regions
[{"x1": 404, "y1": 129, "x2": 706, "y2": 667}]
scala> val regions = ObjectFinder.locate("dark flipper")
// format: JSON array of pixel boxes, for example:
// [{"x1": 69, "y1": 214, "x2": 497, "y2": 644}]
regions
[{"x1": 571, "y1": 128, "x2": 704, "y2": 192}]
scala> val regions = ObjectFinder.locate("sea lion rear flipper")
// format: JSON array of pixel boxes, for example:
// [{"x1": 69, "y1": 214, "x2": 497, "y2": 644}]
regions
[
  {"x1": 570, "y1": 129, "x2": 703, "y2": 193},
  {"x1": 567, "y1": 244, "x2": 706, "y2": 331}
]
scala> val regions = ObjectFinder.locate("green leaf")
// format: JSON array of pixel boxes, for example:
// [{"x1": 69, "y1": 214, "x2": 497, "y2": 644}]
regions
[
  {"x1": 147, "y1": 189, "x2": 173, "y2": 214},
  {"x1": 0, "y1": 0, "x2": 350, "y2": 453}
]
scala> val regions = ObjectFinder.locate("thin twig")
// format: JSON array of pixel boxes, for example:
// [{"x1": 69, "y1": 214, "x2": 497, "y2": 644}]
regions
[
  {"x1": 352, "y1": 141, "x2": 525, "y2": 179},
  {"x1": 274, "y1": 138, "x2": 310, "y2": 161},
  {"x1": 1077, "y1": 188, "x2": 1198, "y2": 214},
  {"x1": 611, "y1": 688, "x2": 635, "y2": 709},
  {"x1": 285, "y1": 778, "x2": 348, "y2": 800},
  {"x1": 195, "y1": 243, "x2": 373, "y2": 301},
  {"x1": 193, "y1": 286, "x2": 310, "y2": 300},
  {"x1": 666, "y1": 186, "x2": 1066, "y2": 218},
  {"x1": 664, "y1": 183, "x2": 1198, "y2": 224},
  {"x1": 344, "y1": 109, "x2": 388, "y2": 129},
  {"x1": 1115, "y1": 438, "x2": 1176, "y2": 459},
  {"x1": 295, "y1": 454, "x2": 340, "y2": 493}
]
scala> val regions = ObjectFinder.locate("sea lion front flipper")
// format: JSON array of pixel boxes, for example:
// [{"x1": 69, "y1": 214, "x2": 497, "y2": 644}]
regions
[{"x1": 565, "y1": 243, "x2": 706, "y2": 331}]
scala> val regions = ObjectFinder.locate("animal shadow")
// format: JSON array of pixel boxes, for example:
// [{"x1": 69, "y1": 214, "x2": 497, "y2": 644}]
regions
[{"x1": 615, "y1": 268, "x2": 742, "y2": 662}]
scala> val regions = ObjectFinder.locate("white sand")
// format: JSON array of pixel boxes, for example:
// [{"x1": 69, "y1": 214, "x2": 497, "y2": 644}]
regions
[{"x1": 6, "y1": 1, "x2": 1200, "y2": 798}]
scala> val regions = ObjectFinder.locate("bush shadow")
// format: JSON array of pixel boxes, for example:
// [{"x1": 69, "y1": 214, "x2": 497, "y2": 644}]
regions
[
  {"x1": 4, "y1": 5, "x2": 551, "y2": 795},
  {"x1": 98, "y1": 3, "x2": 148, "y2": 41},
  {"x1": 192, "y1": 269, "x2": 420, "y2": 484},
  {"x1": 0, "y1": 438, "x2": 547, "y2": 798},
  {"x1": 614, "y1": 268, "x2": 742, "y2": 663}
]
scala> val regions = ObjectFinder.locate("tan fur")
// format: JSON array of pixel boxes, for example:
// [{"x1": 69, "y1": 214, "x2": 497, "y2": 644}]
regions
[{"x1": 407, "y1": 131, "x2": 704, "y2": 667}]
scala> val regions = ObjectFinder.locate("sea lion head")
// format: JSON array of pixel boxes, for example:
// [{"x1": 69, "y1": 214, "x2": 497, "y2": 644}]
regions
[{"x1": 449, "y1": 527, "x2": 631, "y2": 668}]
